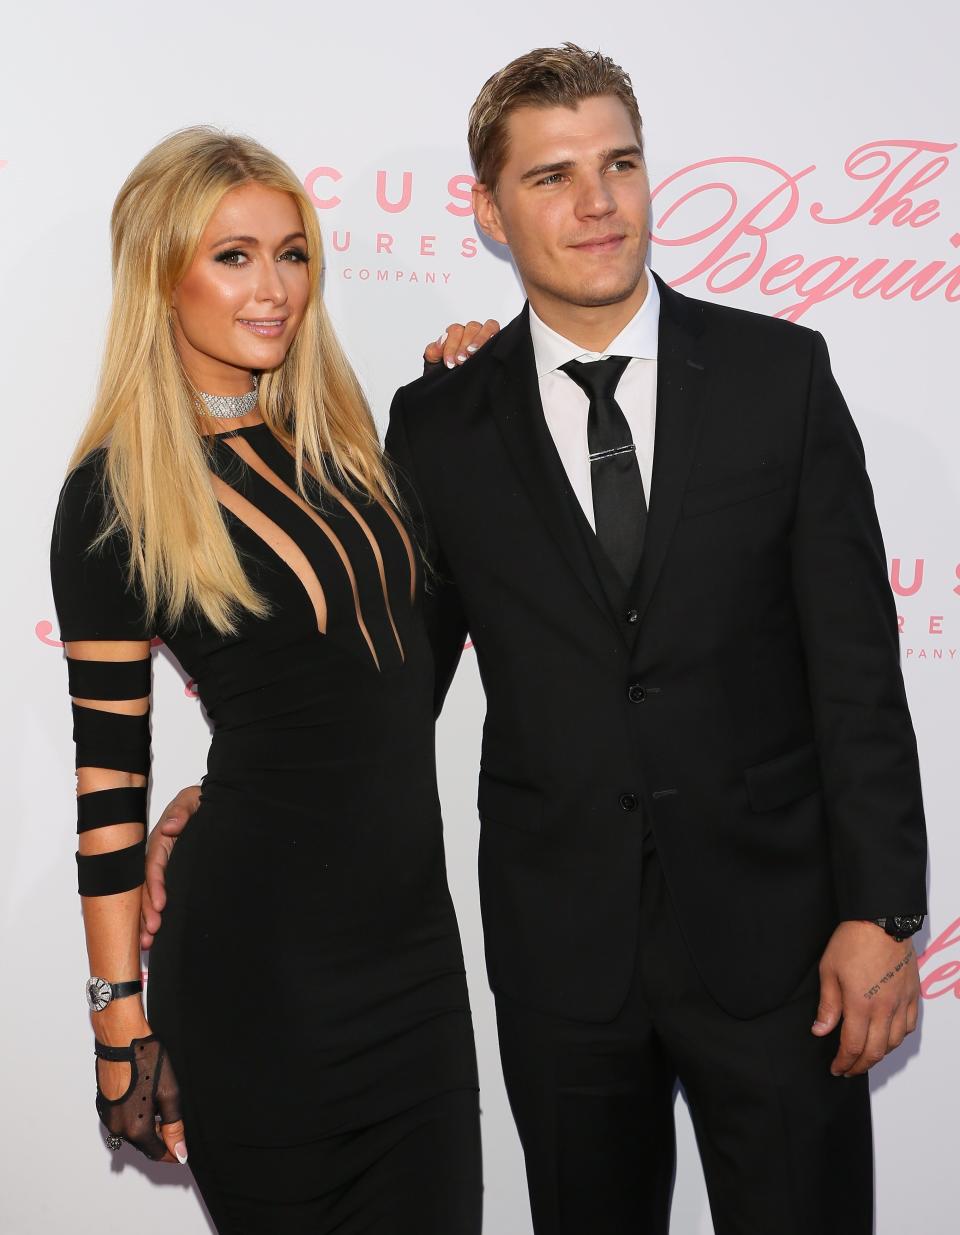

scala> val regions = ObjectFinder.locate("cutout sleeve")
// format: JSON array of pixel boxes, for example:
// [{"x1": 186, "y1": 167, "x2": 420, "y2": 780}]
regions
[{"x1": 50, "y1": 455, "x2": 155, "y2": 896}]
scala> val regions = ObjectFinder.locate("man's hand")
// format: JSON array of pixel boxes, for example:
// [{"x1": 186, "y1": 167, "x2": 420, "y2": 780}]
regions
[
  {"x1": 812, "y1": 920, "x2": 920, "y2": 1076},
  {"x1": 140, "y1": 785, "x2": 201, "y2": 950},
  {"x1": 423, "y1": 319, "x2": 500, "y2": 369}
]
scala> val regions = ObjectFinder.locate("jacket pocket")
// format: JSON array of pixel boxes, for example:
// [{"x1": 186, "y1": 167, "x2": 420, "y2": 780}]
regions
[
  {"x1": 744, "y1": 742, "x2": 821, "y2": 812},
  {"x1": 682, "y1": 464, "x2": 784, "y2": 519},
  {"x1": 478, "y1": 770, "x2": 544, "y2": 834}
]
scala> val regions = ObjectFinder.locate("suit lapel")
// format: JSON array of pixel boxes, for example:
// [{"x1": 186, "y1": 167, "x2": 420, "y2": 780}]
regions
[
  {"x1": 487, "y1": 306, "x2": 622, "y2": 632},
  {"x1": 627, "y1": 275, "x2": 708, "y2": 627}
]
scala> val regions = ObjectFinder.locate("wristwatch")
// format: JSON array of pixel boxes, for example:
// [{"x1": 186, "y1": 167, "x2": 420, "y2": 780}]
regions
[
  {"x1": 870, "y1": 915, "x2": 925, "y2": 943},
  {"x1": 85, "y1": 976, "x2": 143, "y2": 1013}
]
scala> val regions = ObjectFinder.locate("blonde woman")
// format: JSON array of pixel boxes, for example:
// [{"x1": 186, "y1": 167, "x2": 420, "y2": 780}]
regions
[{"x1": 51, "y1": 128, "x2": 489, "y2": 1233}]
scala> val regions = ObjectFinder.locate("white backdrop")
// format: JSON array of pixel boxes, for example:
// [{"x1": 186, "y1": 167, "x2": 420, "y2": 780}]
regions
[{"x1": 2, "y1": 2, "x2": 957, "y2": 1231}]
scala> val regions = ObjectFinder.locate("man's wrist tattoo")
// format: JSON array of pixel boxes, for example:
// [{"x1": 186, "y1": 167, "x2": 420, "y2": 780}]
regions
[{"x1": 863, "y1": 946, "x2": 914, "y2": 1000}]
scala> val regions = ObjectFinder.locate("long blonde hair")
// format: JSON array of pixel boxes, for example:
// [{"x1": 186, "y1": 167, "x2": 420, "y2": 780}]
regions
[{"x1": 71, "y1": 126, "x2": 391, "y2": 633}]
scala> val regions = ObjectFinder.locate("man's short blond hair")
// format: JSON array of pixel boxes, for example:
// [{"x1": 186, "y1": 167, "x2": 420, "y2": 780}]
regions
[{"x1": 468, "y1": 43, "x2": 643, "y2": 190}]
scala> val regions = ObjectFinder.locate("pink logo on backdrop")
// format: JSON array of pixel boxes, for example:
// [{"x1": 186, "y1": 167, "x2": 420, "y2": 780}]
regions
[
  {"x1": 303, "y1": 164, "x2": 478, "y2": 287},
  {"x1": 890, "y1": 559, "x2": 960, "y2": 666},
  {"x1": 650, "y1": 139, "x2": 959, "y2": 320},
  {"x1": 300, "y1": 141, "x2": 959, "y2": 310},
  {"x1": 35, "y1": 620, "x2": 63, "y2": 648},
  {"x1": 919, "y1": 918, "x2": 960, "y2": 1000}
]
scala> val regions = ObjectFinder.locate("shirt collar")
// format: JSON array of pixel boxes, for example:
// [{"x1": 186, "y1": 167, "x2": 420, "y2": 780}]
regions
[{"x1": 529, "y1": 269, "x2": 660, "y2": 378}]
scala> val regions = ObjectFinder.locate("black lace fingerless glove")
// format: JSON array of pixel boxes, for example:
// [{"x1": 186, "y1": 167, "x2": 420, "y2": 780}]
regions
[{"x1": 94, "y1": 1035, "x2": 182, "y2": 1161}]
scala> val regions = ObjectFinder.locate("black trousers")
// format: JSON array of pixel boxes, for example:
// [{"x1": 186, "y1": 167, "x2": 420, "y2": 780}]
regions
[{"x1": 496, "y1": 847, "x2": 873, "y2": 1235}]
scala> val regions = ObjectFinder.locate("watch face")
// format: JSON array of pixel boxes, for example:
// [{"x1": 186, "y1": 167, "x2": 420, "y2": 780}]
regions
[{"x1": 85, "y1": 977, "x2": 112, "y2": 1012}]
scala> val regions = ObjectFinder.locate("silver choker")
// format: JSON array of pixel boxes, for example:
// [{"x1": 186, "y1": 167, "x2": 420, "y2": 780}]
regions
[{"x1": 197, "y1": 374, "x2": 259, "y2": 419}]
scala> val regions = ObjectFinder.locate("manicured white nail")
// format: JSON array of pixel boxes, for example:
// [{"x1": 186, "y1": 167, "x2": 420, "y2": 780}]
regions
[
  {"x1": 175, "y1": 1142, "x2": 188, "y2": 1164},
  {"x1": 445, "y1": 359, "x2": 456, "y2": 369},
  {"x1": 456, "y1": 354, "x2": 467, "y2": 364},
  {"x1": 438, "y1": 331, "x2": 448, "y2": 346},
  {"x1": 466, "y1": 344, "x2": 479, "y2": 353}
]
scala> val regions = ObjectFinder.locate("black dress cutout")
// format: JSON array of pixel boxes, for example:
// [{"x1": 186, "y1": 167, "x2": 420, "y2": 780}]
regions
[{"x1": 51, "y1": 426, "x2": 481, "y2": 1232}]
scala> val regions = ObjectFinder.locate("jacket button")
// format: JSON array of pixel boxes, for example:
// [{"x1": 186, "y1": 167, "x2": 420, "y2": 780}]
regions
[
  {"x1": 625, "y1": 609, "x2": 639, "y2": 624},
  {"x1": 619, "y1": 793, "x2": 639, "y2": 811},
  {"x1": 627, "y1": 683, "x2": 646, "y2": 704}
]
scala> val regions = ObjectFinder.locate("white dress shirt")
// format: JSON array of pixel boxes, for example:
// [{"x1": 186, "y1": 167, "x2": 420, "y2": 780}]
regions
[{"x1": 529, "y1": 272, "x2": 660, "y2": 531}]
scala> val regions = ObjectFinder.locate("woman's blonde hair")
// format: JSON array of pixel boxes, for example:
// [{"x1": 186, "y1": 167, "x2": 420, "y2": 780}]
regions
[{"x1": 71, "y1": 125, "x2": 391, "y2": 633}]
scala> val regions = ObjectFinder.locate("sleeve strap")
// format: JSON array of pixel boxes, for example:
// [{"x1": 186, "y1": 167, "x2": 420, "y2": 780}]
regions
[
  {"x1": 76, "y1": 839, "x2": 146, "y2": 897},
  {"x1": 77, "y1": 786, "x2": 148, "y2": 834},
  {"x1": 67, "y1": 657, "x2": 151, "y2": 701},
  {"x1": 73, "y1": 704, "x2": 150, "y2": 776}
]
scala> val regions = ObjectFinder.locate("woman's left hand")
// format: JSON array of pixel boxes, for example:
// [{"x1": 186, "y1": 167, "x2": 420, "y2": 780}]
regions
[{"x1": 423, "y1": 319, "x2": 500, "y2": 369}]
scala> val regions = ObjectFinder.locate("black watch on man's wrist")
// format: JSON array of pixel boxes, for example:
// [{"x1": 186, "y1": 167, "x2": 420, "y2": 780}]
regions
[{"x1": 870, "y1": 915, "x2": 925, "y2": 943}]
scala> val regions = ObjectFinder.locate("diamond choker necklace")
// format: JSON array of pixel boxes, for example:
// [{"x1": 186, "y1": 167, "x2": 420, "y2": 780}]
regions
[{"x1": 197, "y1": 374, "x2": 259, "y2": 419}]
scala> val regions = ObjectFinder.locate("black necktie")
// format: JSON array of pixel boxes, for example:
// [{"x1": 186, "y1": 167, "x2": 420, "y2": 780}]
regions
[{"x1": 560, "y1": 356, "x2": 647, "y2": 585}]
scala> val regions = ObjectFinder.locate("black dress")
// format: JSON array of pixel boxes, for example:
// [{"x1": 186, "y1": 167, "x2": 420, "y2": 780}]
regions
[{"x1": 51, "y1": 425, "x2": 481, "y2": 1234}]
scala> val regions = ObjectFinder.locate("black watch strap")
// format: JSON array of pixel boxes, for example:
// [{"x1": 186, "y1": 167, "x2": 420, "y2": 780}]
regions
[
  {"x1": 108, "y1": 980, "x2": 144, "y2": 1000},
  {"x1": 872, "y1": 915, "x2": 925, "y2": 942}
]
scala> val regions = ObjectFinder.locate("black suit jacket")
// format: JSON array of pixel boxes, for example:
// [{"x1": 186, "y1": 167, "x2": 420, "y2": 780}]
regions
[{"x1": 385, "y1": 275, "x2": 926, "y2": 1022}]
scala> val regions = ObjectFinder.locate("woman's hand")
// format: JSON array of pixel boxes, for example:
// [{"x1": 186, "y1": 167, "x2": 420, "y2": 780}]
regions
[
  {"x1": 94, "y1": 1030, "x2": 187, "y2": 1164},
  {"x1": 423, "y1": 319, "x2": 500, "y2": 369}
]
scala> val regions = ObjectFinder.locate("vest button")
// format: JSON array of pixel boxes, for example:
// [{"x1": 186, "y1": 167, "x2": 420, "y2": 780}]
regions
[
  {"x1": 619, "y1": 793, "x2": 639, "y2": 811},
  {"x1": 625, "y1": 609, "x2": 639, "y2": 624},
  {"x1": 627, "y1": 683, "x2": 646, "y2": 704}
]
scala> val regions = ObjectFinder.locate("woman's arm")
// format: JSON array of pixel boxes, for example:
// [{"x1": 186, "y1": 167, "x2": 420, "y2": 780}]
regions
[{"x1": 51, "y1": 460, "x2": 186, "y2": 1163}]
